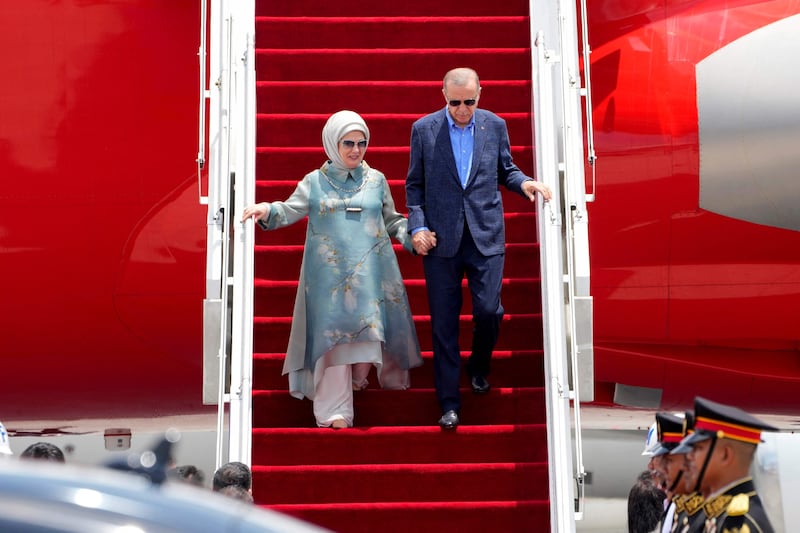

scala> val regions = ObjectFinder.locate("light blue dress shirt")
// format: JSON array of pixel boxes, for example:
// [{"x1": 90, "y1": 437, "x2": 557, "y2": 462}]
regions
[{"x1": 445, "y1": 107, "x2": 475, "y2": 188}]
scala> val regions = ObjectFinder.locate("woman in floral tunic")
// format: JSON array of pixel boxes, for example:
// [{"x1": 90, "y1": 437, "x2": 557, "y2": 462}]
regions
[{"x1": 242, "y1": 111, "x2": 422, "y2": 428}]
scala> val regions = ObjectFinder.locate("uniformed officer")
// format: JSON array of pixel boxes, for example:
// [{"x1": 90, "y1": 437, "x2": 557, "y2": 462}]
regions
[
  {"x1": 668, "y1": 412, "x2": 705, "y2": 533},
  {"x1": 650, "y1": 412, "x2": 698, "y2": 533},
  {"x1": 628, "y1": 421, "x2": 667, "y2": 533},
  {"x1": 671, "y1": 396, "x2": 778, "y2": 533}
]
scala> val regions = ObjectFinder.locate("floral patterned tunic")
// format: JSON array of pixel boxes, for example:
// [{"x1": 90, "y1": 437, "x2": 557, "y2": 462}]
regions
[{"x1": 258, "y1": 161, "x2": 422, "y2": 399}]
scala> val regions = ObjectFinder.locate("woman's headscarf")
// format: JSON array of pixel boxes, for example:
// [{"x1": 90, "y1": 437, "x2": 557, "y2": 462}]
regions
[{"x1": 322, "y1": 110, "x2": 370, "y2": 171}]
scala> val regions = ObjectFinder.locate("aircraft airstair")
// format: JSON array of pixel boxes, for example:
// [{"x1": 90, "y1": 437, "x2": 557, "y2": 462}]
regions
[{"x1": 201, "y1": 0, "x2": 594, "y2": 530}]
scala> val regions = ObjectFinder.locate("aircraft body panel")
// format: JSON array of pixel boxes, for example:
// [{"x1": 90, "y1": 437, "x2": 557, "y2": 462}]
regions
[
  {"x1": 0, "y1": 2, "x2": 209, "y2": 420},
  {"x1": 587, "y1": 0, "x2": 800, "y2": 411}
]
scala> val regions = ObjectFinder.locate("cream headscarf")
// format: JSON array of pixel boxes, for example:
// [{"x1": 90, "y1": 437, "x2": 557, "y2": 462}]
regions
[{"x1": 322, "y1": 110, "x2": 370, "y2": 171}]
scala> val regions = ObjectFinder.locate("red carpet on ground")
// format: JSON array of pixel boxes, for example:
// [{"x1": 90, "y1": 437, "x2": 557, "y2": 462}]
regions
[{"x1": 251, "y1": 1, "x2": 550, "y2": 531}]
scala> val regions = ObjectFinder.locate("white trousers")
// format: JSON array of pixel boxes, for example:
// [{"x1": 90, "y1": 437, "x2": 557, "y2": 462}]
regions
[
  {"x1": 314, "y1": 362, "x2": 372, "y2": 427},
  {"x1": 312, "y1": 340, "x2": 413, "y2": 427}
]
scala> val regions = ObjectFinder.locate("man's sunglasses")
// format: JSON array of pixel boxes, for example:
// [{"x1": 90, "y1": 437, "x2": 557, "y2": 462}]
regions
[
  {"x1": 341, "y1": 139, "x2": 368, "y2": 149},
  {"x1": 448, "y1": 99, "x2": 477, "y2": 107}
]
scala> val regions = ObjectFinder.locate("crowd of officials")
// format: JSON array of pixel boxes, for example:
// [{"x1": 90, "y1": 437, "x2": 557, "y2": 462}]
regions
[{"x1": 627, "y1": 396, "x2": 778, "y2": 533}]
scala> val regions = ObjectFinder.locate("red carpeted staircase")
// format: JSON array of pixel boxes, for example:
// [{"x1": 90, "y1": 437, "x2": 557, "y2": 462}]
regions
[{"x1": 250, "y1": 1, "x2": 550, "y2": 531}]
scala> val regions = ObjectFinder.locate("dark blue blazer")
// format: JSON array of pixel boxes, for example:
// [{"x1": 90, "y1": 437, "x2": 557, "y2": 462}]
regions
[{"x1": 406, "y1": 108, "x2": 532, "y2": 257}]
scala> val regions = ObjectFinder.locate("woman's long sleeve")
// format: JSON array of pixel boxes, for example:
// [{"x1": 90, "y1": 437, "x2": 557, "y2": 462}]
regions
[
  {"x1": 381, "y1": 178, "x2": 413, "y2": 253},
  {"x1": 257, "y1": 175, "x2": 312, "y2": 230}
]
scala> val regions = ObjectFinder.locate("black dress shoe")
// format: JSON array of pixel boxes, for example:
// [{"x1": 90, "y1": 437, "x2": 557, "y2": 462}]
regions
[
  {"x1": 438, "y1": 410, "x2": 459, "y2": 430},
  {"x1": 471, "y1": 375, "x2": 491, "y2": 394}
]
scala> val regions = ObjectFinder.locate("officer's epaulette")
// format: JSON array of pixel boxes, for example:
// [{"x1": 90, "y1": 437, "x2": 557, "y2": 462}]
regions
[
  {"x1": 726, "y1": 492, "x2": 753, "y2": 517},
  {"x1": 684, "y1": 492, "x2": 704, "y2": 515},
  {"x1": 673, "y1": 494, "x2": 686, "y2": 513},
  {"x1": 704, "y1": 494, "x2": 732, "y2": 518}
]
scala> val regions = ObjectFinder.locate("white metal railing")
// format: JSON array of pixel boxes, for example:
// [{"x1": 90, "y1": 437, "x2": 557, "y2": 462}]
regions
[
  {"x1": 529, "y1": 0, "x2": 595, "y2": 528},
  {"x1": 554, "y1": 3, "x2": 593, "y2": 519},
  {"x1": 197, "y1": 0, "x2": 209, "y2": 206},
  {"x1": 228, "y1": 0, "x2": 257, "y2": 465},
  {"x1": 202, "y1": 0, "x2": 256, "y2": 470},
  {"x1": 532, "y1": 33, "x2": 577, "y2": 531},
  {"x1": 578, "y1": 0, "x2": 597, "y2": 201}
]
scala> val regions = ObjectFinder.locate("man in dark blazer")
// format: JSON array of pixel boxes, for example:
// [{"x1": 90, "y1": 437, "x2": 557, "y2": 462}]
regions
[{"x1": 405, "y1": 67, "x2": 551, "y2": 430}]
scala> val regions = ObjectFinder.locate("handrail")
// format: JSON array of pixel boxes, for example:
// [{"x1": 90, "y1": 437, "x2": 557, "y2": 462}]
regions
[
  {"x1": 209, "y1": 0, "x2": 233, "y2": 471},
  {"x1": 203, "y1": 0, "x2": 256, "y2": 469},
  {"x1": 532, "y1": 30, "x2": 578, "y2": 532},
  {"x1": 530, "y1": 0, "x2": 594, "y2": 528},
  {"x1": 555, "y1": 3, "x2": 592, "y2": 522},
  {"x1": 578, "y1": 0, "x2": 597, "y2": 201},
  {"x1": 228, "y1": 0, "x2": 257, "y2": 465},
  {"x1": 197, "y1": 0, "x2": 209, "y2": 206}
]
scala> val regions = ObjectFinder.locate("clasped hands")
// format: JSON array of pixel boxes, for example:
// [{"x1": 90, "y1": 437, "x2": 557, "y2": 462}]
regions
[{"x1": 412, "y1": 230, "x2": 437, "y2": 256}]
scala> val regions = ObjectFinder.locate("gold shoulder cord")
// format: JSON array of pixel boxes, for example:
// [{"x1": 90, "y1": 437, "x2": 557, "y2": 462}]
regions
[
  {"x1": 726, "y1": 493, "x2": 751, "y2": 517},
  {"x1": 673, "y1": 494, "x2": 686, "y2": 513},
  {"x1": 704, "y1": 495, "x2": 733, "y2": 518},
  {"x1": 684, "y1": 493, "x2": 704, "y2": 515}
]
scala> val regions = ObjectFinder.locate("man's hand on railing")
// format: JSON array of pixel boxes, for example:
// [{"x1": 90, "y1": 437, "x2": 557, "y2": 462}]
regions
[
  {"x1": 522, "y1": 180, "x2": 552, "y2": 202},
  {"x1": 241, "y1": 202, "x2": 270, "y2": 223}
]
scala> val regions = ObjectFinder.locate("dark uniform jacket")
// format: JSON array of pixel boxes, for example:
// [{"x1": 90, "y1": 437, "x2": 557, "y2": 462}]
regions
[
  {"x1": 702, "y1": 478, "x2": 773, "y2": 533},
  {"x1": 670, "y1": 492, "x2": 705, "y2": 533}
]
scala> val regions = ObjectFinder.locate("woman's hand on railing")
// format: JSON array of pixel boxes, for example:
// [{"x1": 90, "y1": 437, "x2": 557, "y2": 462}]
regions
[{"x1": 241, "y1": 202, "x2": 270, "y2": 223}]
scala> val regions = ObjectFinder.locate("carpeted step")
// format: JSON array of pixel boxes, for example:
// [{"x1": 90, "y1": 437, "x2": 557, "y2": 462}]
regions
[
  {"x1": 253, "y1": 178, "x2": 538, "y2": 200},
  {"x1": 257, "y1": 0, "x2": 530, "y2": 18},
  {"x1": 253, "y1": 461, "x2": 549, "y2": 504},
  {"x1": 250, "y1": 186, "x2": 537, "y2": 235},
  {"x1": 266, "y1": 500, "x2": 550, "y2": 533},
  {"x1": 254, "y1": 277, "x2": 542, "y2": 317},
  {"x1": 252, "y1": 387, "x2": 546, "y2": 428},
  {"x1": 256, "y1": 17, "x2": 529, "y2": 50},
  {"x1": 253, "y1": 313, "x2": 543, "y2": 354},
  {"x1": 257, "y1": 80, "x2": 532, "y2": 115},
  {"x1": 256, "y1": 112, "x2": 532, "y2": 148},
  {"x1": 253, "y1": 349, "x2": 545, "y2": 391},
  {"x1": 253, "y1": 242, "x2": 540, "y2": 282},
  {"x1": 251, "y1": 424, "x2": 548, "y2": 466},
  {"x1": 251, "y1": 209, "x2": 536, "y2": 246},
  {"x1": 255, "y1": 146, "x2": 535, "y2": 184},
  {"x1": 256, "y1": 48, "x2": 531, "y2": 82}
]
